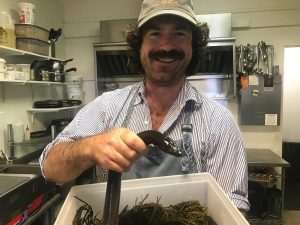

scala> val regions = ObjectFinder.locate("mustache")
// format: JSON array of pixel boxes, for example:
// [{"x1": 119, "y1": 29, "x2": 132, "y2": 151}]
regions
[{"x1": 149, "y1": 49, "x2": 185, "y2": 60}]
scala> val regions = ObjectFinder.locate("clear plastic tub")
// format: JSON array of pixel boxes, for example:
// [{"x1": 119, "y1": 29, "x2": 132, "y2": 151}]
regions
[
  {"x1": 55, "y1": 173, "x2": 249, "y2": 225},
  {"x1": 16, "y1": 38, "x2": 49, "y2": 56}
]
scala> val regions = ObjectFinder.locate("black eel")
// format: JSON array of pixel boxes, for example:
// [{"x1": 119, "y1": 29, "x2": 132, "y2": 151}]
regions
[{"x1": 102, "y1": 130, "x2": 184, "y2": 225}]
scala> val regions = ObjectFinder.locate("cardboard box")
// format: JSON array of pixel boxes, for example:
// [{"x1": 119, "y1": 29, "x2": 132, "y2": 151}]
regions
[{"x1": 55, "y1": 173, "x2": 249, "y2": 225}]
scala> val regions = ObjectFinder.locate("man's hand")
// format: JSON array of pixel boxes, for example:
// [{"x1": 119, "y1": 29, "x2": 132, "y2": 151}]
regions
[{"x1": 86, "y1": 128, "x2": 147, "y2": 172}]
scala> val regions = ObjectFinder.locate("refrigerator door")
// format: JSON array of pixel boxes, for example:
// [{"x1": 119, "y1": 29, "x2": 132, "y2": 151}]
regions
[{"x1": 283, "y1": 46, "x2": 300, "y2": 142}]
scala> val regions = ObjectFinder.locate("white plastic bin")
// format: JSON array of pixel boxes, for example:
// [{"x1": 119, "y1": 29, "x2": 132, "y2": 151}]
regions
[{"x1": 55, "y1": 173, "x2": 249, "y2": 225}]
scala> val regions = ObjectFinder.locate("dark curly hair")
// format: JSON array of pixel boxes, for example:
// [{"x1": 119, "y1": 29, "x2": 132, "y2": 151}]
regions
[{"x1": 126, "y1": 21, "x2": 209, "y2": 76}]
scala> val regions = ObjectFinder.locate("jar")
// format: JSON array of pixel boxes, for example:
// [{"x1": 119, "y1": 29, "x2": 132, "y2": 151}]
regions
[
  {"x1": 16, "y1": 64, "x2": 30, "y2": 80},
  {"x1": 0, "y1": 12, "x2": 16, "y2": 48},
  {"x1": 0, "y1": 58, "x2": 7, "y2": 80}
]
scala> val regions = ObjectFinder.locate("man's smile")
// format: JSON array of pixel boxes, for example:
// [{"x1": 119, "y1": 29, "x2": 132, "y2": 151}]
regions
[{"x1": 154, "y1": 57, "x2": 177, "y2": 63}]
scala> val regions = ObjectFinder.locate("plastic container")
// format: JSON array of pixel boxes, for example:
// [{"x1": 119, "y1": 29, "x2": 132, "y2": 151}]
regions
[
  {"x1": 55, "y1": 173, "x2": 249, "y2": 225},
  {"x1": 67, "y1": 90, "x2": 85, "y2": 101},
  {"x1": 16, "y1": 38, "x2": 49, "y2": 56},
  {"x1": 4, "y1": 64, "x2": 16, "y2": 80},
  {"x1": 18, "y1": 2, "x2": 36, "y2": 25},
  {"x1": 0, "y1": 11, "x2": 16, "y2": 48},
  {"x1": 16, "y1": 64, "x2": 30, "y2": 80},
  {"x1": 15, "y1": 24, "x2": 49, "y2": 42}
]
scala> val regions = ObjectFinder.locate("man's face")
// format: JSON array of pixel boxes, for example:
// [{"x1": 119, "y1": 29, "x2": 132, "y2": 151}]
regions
[{"x1": 140, "y1": 15, "x2": 193, "y2": 86}]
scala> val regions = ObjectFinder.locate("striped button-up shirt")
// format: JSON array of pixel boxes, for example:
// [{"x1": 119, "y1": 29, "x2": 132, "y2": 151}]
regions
[{"x1": 40, "y1": 80, "x2": 250, "y2": 210}]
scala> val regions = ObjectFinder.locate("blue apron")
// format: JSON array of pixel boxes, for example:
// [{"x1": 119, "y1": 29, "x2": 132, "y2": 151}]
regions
[
  {"x1": 96, "y1": 86, "x2": 198, "y2": 182},
  {"x1": 121, "y1": 88, "x2": 197, "y2": 180}
]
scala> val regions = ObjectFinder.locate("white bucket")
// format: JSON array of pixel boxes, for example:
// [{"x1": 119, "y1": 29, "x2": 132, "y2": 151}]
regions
[{"x1": 18, "y1": 2, "x2": 36, "y2": 24}]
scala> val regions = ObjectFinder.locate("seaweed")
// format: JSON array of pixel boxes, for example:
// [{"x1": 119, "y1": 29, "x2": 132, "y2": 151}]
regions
[{"x1": 73, "y1": 195, "x2": 209, "y2": 225}]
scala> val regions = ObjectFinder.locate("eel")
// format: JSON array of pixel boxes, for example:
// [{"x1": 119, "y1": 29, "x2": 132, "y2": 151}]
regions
[{"x1": 102, "y1": 130, "x2": 184, "y2": 225}]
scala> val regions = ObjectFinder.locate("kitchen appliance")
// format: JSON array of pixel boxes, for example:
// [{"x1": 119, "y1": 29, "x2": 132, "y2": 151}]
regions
[
  {"x1": 239, "y1": 74, "x2": 281, "y2": 125},
  {"x1": 0, "y1": 166, "x2": 56, "y2": 225},
  {"x1": 282, "y1": 46, "x2": 300, "y2": 210}
]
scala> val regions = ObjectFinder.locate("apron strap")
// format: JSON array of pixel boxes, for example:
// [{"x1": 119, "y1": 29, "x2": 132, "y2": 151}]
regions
[{"x1": 181, "y1": 100, "x2": 198, "y2": 173}]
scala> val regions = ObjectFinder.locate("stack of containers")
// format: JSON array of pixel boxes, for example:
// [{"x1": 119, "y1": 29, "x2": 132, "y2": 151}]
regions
[
  {"x1": 66, "y1": 74, "x2": 84, "y2": 102},
  {"x1": 15, "y1": 3, "x2": 50, "y2": 56}
]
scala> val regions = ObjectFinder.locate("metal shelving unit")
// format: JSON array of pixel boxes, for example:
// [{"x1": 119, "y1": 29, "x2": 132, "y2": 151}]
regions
[
  {"x1": 246, "y1": 148, "x2": 290, "y2": 225},
  {"x1": 0, "y1": 45, "x2": 62, "y2": 64}
]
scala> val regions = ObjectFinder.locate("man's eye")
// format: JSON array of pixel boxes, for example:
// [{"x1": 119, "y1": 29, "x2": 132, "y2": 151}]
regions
[
  {"x1": 175, "y1": 31, "x2": 186, "y2": 36},
  {"x1": 149, "y1": 32, "x2": 161, "y2": 37}
]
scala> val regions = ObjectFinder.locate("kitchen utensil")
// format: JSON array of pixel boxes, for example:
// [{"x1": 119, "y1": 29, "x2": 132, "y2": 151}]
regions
[{"x1": 48, "y1": 28, "x2": 62, "y2": 57}]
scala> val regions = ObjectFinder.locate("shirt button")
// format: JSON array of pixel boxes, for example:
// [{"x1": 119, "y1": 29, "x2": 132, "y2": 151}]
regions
[{"x1": 144, "y1": 121, "x2": 148, "y2": 125}]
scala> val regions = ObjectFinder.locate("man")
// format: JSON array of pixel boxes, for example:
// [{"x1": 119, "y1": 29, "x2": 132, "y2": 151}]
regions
[{"x1": 40, "y1": 0, "x2": 250, "y2": 211}]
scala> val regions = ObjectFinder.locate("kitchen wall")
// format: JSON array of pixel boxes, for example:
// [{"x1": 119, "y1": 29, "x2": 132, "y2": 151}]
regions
[
  {"x1": 0, "y1": 0, "x2": 65, "y2": 152},
  {"x1": 57, "y1": 0, "x2": 300, "y2": 157}
]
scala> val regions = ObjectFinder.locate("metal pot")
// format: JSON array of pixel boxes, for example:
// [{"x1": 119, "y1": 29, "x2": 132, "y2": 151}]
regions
[
  {"x1": 30, "y1": 68, "x2": 41, "y2": 81},
  {"x1": 52, "y1": 58, "x2": 73, "y2": 74},
  {"x1": 40, "y1": 70, "x2": 51, "y2": 81},
  {"x1": 53, "y1": 67, "x2": 77, "y2": 82},
  {"x1": 30, "y1": 58, "x2": 73, "y2": 74}
]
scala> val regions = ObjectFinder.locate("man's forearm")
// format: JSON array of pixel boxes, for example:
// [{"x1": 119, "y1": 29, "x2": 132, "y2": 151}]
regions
[{"x1": 42, "y1": 139, "x2": 93, "y2": 183}]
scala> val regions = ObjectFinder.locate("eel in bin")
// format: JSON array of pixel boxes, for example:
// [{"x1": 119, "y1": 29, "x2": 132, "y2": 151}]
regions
[{"x1": 102, "y1": 130, "x2": 184, "y2": 225}]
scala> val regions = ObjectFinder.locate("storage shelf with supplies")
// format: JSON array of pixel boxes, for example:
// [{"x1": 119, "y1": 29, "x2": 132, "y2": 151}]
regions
[
  {"x1": 0, "y1": 80, "x2": 67, "y2": 85},
  {"x1": 27, "y1": 105, "x2": 82, "y2": 114},
  {"x1": 27, "y1": 105, "x2": 82, "y2": 124},
  {"x1": 0, "y1": 80, "x2": 67, "y2": 102},
  {"x1": 0, "y1": 45, "x2": 62, "y2": 64}
]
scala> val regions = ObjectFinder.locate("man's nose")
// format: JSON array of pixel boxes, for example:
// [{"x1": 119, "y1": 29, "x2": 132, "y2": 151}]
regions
[{"x1": 159, "y1": 34, "x2": 176, "y2": 51}]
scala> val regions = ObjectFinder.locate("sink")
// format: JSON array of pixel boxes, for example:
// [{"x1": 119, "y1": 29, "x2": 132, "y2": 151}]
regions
[
  {"x1": 0, "y1": 164, "x2": 41, "y2": 175},
  {"x1": 0, "y1": 148, "x2": 43, "y2": 165}
]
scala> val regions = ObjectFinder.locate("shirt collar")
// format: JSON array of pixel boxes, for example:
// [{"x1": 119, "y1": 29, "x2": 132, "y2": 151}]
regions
[{"x1": 135, "y1": 79, "x2": 203, "y2": 108}]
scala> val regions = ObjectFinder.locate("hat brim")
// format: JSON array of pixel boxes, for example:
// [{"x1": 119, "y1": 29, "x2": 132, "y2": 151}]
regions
[{"x1": 138, "y1": 9, "x2": 197, "y2": 28}]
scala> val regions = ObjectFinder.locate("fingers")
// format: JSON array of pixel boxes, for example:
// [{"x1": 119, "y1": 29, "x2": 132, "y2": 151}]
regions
[{"x1": 90, "y1": 128, "x2": 147, "y2": 173}]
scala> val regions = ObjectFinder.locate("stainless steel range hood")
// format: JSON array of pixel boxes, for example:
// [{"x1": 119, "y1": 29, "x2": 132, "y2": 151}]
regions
[{"x1": 95, "y1": 14, "x2": 236, "y2": 99}]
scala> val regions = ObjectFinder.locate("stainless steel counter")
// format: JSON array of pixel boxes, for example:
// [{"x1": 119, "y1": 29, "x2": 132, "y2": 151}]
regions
[
  {"x1": 246, "y1": 148, "x2": 290, "y2": 167},
  {"x1": 246, "y1": 148, "x2": 290, "y2": 225}
]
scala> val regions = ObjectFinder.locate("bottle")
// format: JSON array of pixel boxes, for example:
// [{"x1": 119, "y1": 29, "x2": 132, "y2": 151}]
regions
[
  {"x1": 12, "y1": 121, "x2": 24, "y2": 142},
  {"x1": 24, "y1": 125, "x2": 30, "y2": 141}
]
